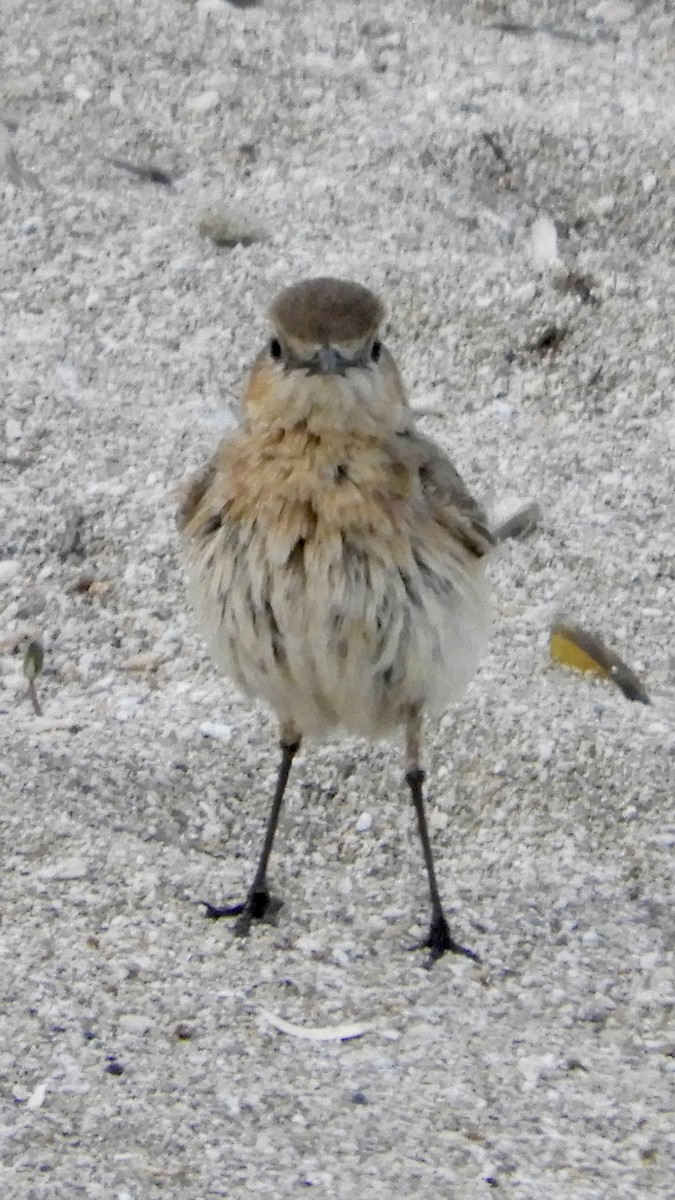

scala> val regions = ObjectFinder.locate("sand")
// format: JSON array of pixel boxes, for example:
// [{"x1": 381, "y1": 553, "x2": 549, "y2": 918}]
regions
[{"x1": 1, "y1": 1, "x2": 673, "y2": 1196}]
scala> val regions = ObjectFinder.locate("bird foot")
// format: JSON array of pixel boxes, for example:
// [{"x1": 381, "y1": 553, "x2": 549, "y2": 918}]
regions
[
  {"x1": 410, "y1": 911, "x2": 480, "y2": 969},
  {"x1": 202, "y1": 889, "x2": 282, "y2": 937}
]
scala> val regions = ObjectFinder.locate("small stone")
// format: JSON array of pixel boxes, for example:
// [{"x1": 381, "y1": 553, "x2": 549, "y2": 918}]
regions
[
  {"x1": 0, "y1": 560, "x2": 18, "y2": 585},
  {"x1": 355, "y1": 812, "x2": 372, "y2": 833},
  {"x1": 185, "y1": 90, "x2": 220, "y2": 115},
  {"x1": 118, "y1": 1014, "x2": 152, "y2": 1034},
  {"x1": 38, "y1": 857, "x2": 89, "y2": 881},
  {"x1": 198, "y1": 210, "x2": 266, "y2": 248},
  {"x1": 121, "y1": 653, "x2": 166, "y2": 673},
  {"x1": 530, "y1": 215, "x2": 559, "y2": 267},
  {"x1": 642, "y1": 172, "x2": 658, "y2": 197},
  {"x1": 26, "y1": 1082, "x2": 48, "y2": 1110},
  {"x1": 199, "y1": 721, "x2": 234, "y2": 742},
  {"x1": 410, "y1": 392, "x2": 446, "y2": 416}
]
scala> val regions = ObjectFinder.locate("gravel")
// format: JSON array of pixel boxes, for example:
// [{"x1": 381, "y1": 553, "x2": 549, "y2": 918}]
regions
[{"x1": 1, "y1": 1, "x2": 673, "y2": 1197}]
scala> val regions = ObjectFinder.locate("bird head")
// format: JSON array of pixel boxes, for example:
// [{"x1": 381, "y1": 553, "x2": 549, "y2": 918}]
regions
[{"x1": 243, "y1": 277, "x2": 410, "y2": 435}]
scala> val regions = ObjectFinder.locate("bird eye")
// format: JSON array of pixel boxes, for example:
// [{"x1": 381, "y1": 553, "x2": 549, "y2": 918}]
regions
[
  {"x1": 269, "y1": 338, "x2": 283, "y2": 360},
  {"x1": 371, "y1": 340, "x2": 382, "y2": 362}
]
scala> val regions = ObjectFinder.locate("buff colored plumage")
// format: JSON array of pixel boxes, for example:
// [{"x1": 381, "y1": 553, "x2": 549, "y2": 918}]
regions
[{"x1": 179, "y1": 277, "x2": 493, "y2": 964}]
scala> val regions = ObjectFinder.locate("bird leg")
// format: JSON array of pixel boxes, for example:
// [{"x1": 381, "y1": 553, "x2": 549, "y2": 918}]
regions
[
  {"x1": 405, "y1": 711, "x2": 479, "y2": 968},
  {"x1": 203, "y1": 728, "x2": 301, "y2": 936}
]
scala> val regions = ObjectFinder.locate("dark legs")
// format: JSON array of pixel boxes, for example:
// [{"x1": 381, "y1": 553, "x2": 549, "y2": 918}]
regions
[
  {"x1": 405, "y1": 712, "x2": 479, "y2": 968},
  {"x1": 203, "y1": 731, "x2": 301, "y2": 936},
  {"x1": 201, "y1": 710, "x2": 477, "y2": 966}
]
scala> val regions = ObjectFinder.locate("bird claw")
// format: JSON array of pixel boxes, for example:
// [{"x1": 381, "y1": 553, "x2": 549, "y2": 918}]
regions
[
  {"x1": 201, "y1": 890, "x2": 282, "y2": 936},
  {"x1": 408, "y1": 912, "x2": 480, "y2": 969},
  {"x1": 202, "y1": 899, "x2": 246, "y2": 919}
]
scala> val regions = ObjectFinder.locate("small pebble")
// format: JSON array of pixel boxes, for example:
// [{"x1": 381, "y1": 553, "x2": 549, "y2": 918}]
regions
[
  {"x1": 0, "y1": 560, "x2": 19, "y2": 585},
  {"x1": 185, "y1": 90, "x2": 220, "y2": 115},
  {"x1": 198, "y1": 210, "x2": 265, "y2": 247},
  {"x1": 118, "y1": 1014, "x2": 152, "y2": 1034},
  {"x1": 38, "y1": 857, "x2": 89, "y2": 881},
  {"x1": 530, "y1": 215, "x2": 559, "y2": 267},
  {"x1": 199, "y1": 721, "x2": 234, "y2": 741}
]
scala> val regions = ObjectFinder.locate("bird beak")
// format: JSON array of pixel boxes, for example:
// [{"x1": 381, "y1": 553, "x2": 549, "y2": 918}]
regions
[
  {"x1": 284, "y1": 345, "x2": 353, "y2": 376},
  {"x1": 306, "y1": 346, "x2": 350, "y2": 376},
  {"x1": 316, "y1": 346, "x2": 344, "y2": 375}
]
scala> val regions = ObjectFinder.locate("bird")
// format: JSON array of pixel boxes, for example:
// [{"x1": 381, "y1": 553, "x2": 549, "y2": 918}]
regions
[{"x1": 177, "y1": 276, "x2": 493, "y2": 966}]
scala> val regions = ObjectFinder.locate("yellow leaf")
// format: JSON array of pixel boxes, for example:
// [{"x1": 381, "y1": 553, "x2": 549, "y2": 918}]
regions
[{"x1": 550, "y1": 620, "x2": 650, "y2": 705}]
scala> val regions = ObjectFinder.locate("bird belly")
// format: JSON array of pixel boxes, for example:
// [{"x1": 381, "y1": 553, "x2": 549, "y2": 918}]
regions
[{"x1": 188, "y1": 521, "x2": 490, "y2": 740}]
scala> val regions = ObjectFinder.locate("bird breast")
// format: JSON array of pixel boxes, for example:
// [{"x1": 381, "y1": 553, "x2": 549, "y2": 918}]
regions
[{"x1": 183, "y1": 427, "x2": 490, "y2": 739}]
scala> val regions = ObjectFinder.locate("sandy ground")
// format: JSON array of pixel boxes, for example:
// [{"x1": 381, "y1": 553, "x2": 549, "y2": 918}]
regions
[{"x1": 1, "y1": 1, "x2": 674, "y2": 1197}]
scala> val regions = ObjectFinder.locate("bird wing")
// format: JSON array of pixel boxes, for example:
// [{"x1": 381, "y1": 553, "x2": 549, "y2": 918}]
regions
[
  {"x1": 176, "y1": 458, "x2": 218, "y2": 534},
  {"x1": 395, "y1": 430, "x2": 494, "y2": 559}
]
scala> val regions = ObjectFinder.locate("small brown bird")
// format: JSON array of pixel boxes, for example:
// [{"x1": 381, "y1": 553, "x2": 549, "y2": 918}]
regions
[{"x1": 178, "y1": 277, "x2": 493, "y2": 965}]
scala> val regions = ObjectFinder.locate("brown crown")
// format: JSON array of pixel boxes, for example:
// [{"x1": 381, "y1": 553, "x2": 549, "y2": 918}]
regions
[{"x1": 269, "y1": 277, "x2": 384, "y2": 345}]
